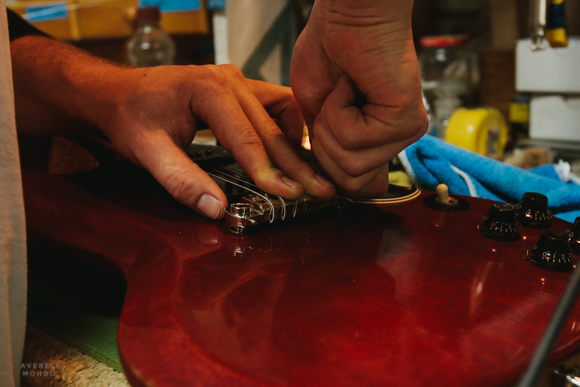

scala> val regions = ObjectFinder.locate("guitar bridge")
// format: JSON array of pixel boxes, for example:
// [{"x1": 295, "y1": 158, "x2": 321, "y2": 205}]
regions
[
  {"x1": 186, "y1": 144, "x2": 352, "y2": 233},
  {"x1": 225, "y1": 194, "x2": 351, "y2": 234}
]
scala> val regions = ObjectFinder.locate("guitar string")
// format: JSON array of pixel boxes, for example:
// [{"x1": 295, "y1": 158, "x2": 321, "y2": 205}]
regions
[
  {"x1": 87, "y1": 138, "x2": 288, "y2": 223},
  {"x1": 216, "y1": 165, "x2": 296, "y2": 220},
  {"x1": 207, "y1": 165, "x2": 292, "y2": 222},
  {"x1": 213, "y1": 166, "x2": 259, "y2": 189},
  {"x1": 205, "y1": 171, "x2": 279, "y2": 223},
  {"x1": 198, "y1": 153, "x2": 347, "y2": 224}
]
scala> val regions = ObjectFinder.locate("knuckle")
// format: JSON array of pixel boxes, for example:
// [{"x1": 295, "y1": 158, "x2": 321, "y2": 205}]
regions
[
  {"x1": 340, "y1": 157, "x2": 369, "y2": 178},
  {"x1": 412, "y1": 110, "x2": 430, "y2": 138},
  {"x1": 278, "y1": 86, "x2": 298, "y2": 104},
  {"x1": 262, "y1": 120, "x2": 284, "y2": 137},
  {"x1": 400, "y1": 99, "x2": 430, "y2": 140},
  {"x1": 335, "y1": 130, "x2": 363, "y2": 150},
  {"x1": 336, "y1": 176, "x2": 366, "y2": 194},
  {"x1": 400, "y1": 107, "x2": 429, "y2": 141},
  {"x1": 236, "y1": 126, "x2": 263, "y2": 147},
  {"x1": 279, "y1": 97, "x2": 302, "y2": 119},
  {"x1": 204, "y1": 66, "x2": 229, "y2": 88},
  {"x1": 218, "y1": 64, "x2": 245, "y2": 80}
]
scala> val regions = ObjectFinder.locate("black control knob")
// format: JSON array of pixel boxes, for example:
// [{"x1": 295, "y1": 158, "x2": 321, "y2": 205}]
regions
[
  {"x1": 567, "y1": 217, "x2": 580, "y2": 255},
  {"x1": 516, "y1": 192, "x2": 552, "y2": 229},
  {"x1": 477, "y1": 202, "x2": 521, "y2": 241},
  {"x1": 527, "y1": 230, "x2": 575, "y2": 271}
]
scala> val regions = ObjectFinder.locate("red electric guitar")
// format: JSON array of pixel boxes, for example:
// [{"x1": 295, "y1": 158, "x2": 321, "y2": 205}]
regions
[{"x1": 21, "y1": 138, "x2": 580, "y2": 386}]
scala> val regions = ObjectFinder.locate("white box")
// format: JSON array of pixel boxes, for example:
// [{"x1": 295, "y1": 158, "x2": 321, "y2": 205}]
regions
[
  {"x1": 516, "y1": 38, "x2": 580, "y2": 94},
  {"x1": 529, "y1": 94, "x2": 580, "y2": 141}
]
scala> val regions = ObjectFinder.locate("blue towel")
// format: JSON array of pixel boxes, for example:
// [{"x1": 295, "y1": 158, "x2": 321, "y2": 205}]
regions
[{"x1": 399, "y1": 135, "x2": 580, "y2": 223}]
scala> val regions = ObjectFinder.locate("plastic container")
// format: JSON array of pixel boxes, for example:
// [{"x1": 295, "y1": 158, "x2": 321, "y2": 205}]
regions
[{"x1": 127, "y1": 7, "x2": 176, "y2": 67}]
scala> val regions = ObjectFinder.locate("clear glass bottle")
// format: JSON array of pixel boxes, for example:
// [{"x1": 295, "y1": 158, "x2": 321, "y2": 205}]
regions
[
  {"x1": 418, "y1": 35, "x2": 472, "y2": 107},
  {"x1": 127, "y1": 6, "x2": 176, "y2": 67},
  {"x1": 432, "y1": 92, "x2": 462, "y2": 140},
  {"x1": 418, "y1": 35, "x2": 472, "y2": 138}
]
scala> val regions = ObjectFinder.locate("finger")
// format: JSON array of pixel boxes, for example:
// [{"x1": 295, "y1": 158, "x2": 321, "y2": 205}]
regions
[
  {"x1": 314, "y1": 117, "x2": 413, "y2": 179},
  {"x1": 311, "y1": 134, "x2": 391, "y2": 197},
  {"x1": 221, "y1": 68, "x2": 336, "y2": 199},
  {"x1": 314, "y1": 113, "x2": 399, "y2": 178},
  {"x1": 290, "y1": 28, "x2": 339, "y2": 130},
  {"x1": 132, "y1": 130, "x2": 228, "y2": 219},
  {"x1": 246, "y1": 79, "x2": 305, "y2": 145},
  {"x1": 322, "y1": 75, "x2": 427, "y2": 151},
  {"x1": 192, "y1": 69, "x2": 305, "y2": 200},
  {"x1": 313, "y1": 75, "x2": 424, "y2": 177}
]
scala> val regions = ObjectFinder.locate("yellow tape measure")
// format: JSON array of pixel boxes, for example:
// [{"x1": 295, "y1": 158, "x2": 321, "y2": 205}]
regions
[{"x1": 444, "y1": 107, "x2": 508, "y2": 159}]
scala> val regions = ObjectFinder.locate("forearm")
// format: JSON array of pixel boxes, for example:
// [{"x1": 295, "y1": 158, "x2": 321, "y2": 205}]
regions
[
  {"x1": 10, "y1": 35, "x2": 128, "y2": 135},
  {"x1": 312, "y1": 0, "x2": 414, "y2": 26}
]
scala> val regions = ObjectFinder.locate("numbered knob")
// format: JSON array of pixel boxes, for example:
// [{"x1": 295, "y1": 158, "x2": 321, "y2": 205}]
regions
[
  {"x1": 527, "y1": 230, "x2": 575, "y2": 271},
  {"x1": 567, "y1": 217, "x2": 580, "y2": 255},
  {"x1": 478, "y1": 202, "x2": 521, "y2": 241},
  {"x1": 516, "y1": 192, "x2": 552, "y2": 229}
]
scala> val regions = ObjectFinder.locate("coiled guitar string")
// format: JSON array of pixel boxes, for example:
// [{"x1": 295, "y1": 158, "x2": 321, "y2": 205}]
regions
[
  {"x1": 206, "y1": 170, "x2": 289, "y2": 223},
  {"x1": 213, "y1": 166, "x2": 291, "y2": 221}
]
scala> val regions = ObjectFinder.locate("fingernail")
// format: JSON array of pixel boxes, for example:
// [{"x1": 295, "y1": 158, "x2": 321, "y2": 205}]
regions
[
  {"x1": 281, "y1": 176, "x2": 302, "y2": 189},
  {"x1": 315, "y1": 174, "x2": 334, "y2": 187},
  {"x1": 197, "y1": 194, "x2": 222, "y2": 219}
]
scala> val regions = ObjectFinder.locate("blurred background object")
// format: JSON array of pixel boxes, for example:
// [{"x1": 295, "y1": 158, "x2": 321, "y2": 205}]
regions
[
  {"x1": 418, "y1": 34, "x2": 474, "y2": 139},
  {"x1": 7, "y1": 0, "x2": 211, "y2": 65},
  {"x1": 127, "y1": 6, "x2": 175, "y2": 67},
  {"x1": 515, "y1": 0, "x2": 580, "y2": 163},
  {"x1": 211, "y1": 0, "x2": 295, "y2": 86},
  {"x1": 444, "y1": 107, "x2": 508, "y2": 159}
]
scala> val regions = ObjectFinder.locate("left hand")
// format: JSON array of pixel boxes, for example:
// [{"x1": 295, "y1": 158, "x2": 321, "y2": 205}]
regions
[{"x1": 290, "y1": 0, "x2": 428, "y2": 197}]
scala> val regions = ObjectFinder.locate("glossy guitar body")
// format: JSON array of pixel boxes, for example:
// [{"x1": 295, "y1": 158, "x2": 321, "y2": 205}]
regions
[{"x1": 22, "y1": 143, "x2": 580, "y2": 387}]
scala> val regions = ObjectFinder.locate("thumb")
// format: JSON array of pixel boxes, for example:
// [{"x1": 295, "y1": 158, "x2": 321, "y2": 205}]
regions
[{"x1": 134, "y1": 131, "x2": 228, "y2": 219}]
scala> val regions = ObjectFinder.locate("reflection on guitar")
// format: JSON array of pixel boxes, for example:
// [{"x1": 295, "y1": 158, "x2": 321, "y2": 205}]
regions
[{"x1": 21, "y1": 138, "x2": 580, "y2": 386}]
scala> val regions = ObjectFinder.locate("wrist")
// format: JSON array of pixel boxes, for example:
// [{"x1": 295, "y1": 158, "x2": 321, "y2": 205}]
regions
[
  {"x1": 307, "y1": 0, "x2": 415, "y2": 59},
  {"x1": 312, "y1": 0, "x2": 414, "y2": 27},
  {"x1": 75, "y1": 66, "x2": 136, "y2": 134}
]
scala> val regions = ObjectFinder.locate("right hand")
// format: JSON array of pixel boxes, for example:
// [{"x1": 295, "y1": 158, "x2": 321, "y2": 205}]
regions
[{"x1": 290, "y1": 0, "x2": 428, "y2": 198}]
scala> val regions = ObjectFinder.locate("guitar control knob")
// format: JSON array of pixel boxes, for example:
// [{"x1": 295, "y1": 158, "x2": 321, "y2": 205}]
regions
[
  {"x1": 423, "y1": 184, "x2": 470, "y2": 212},
  {"x1": 527, "y1": 230, "x2": 575, "y2": 271},
  {"x1": 477, "y1": 202, "x2": 521, "y2": 241},
  {"x1": 567, "y1": 217, "x2": 580, "y2": 255},
  {"x1": 516, "y1": 192, "x2": 552, "y2": 229}
]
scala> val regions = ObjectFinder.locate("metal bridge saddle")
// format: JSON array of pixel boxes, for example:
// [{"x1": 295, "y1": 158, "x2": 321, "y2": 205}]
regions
[{"x1": 225, "y1": 193, "x2": 352, "y2": 234}]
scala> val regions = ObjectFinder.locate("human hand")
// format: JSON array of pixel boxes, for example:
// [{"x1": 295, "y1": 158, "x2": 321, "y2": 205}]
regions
[
  {"x1": 10, "y1": 32, "x2": 335, "y2": 220},
  {"x1": 290, "y1": 0, "x2": 428, "y2": 197},
  {"x1": 95, "y1": 65, "x2": 336, "y2": 219}
]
